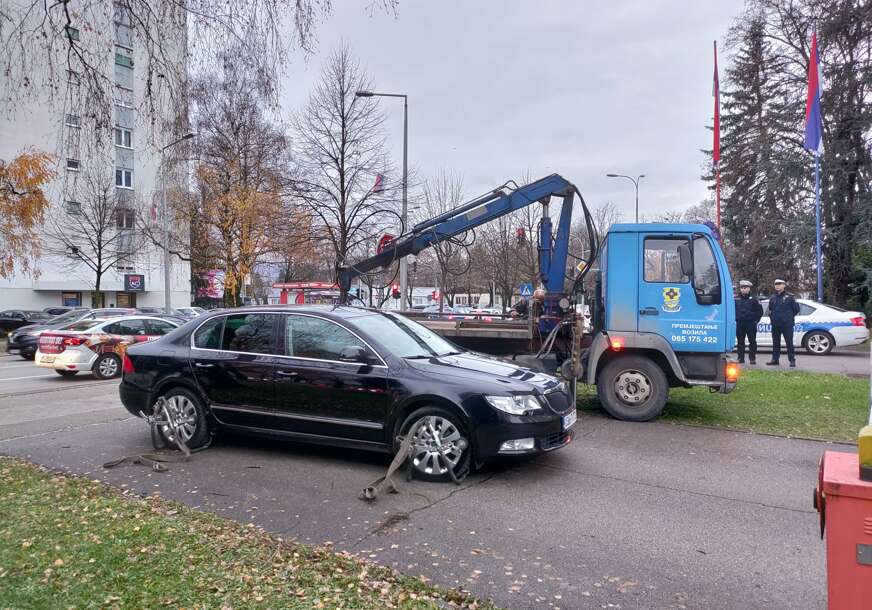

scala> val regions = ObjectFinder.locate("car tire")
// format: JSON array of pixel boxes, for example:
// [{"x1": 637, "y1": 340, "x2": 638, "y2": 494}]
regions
[
  {"x1": 396, "y1": 406, "x2": 472, "y2": 483},
  {"x1": 92, "y1": 354, "x2": 122, "y2": 379},
  {"x1": 155, "y1": 387, "x2": 210, "y2": 450},
  {"x1": 55, "y1": 370, "x2": 78, "y2": 377},
  {"x1": 20, "y1": 349, "x2": 35, "y2": 360},
  {"x1": 596, "y1": 355, "x2": 668, "y2": 422},
  {"x1": 803, "y1": 331, "x2": 834, "y2": 355}
]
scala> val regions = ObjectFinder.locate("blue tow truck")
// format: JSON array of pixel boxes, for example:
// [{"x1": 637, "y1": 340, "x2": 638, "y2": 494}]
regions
[{"x1": 339, "y1": 174, "x2": 737, "y2": 421}]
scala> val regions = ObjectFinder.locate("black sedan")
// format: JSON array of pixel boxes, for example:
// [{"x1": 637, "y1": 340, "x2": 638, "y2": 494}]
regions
[
  {"x1": 0, "y1": 310, "x2": 52, "y2": 334},
  {"x1": 120, "y1": 306, "x2": 576, "y2": 481}
]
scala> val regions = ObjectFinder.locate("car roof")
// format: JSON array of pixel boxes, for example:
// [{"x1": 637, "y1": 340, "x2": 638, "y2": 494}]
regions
[{"x1": 199, "y1": 304, "x2": 382, "y2": 321}]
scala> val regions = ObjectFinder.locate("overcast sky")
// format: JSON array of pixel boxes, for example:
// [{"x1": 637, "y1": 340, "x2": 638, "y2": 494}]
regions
[{"x1": 280, "y1": 0, "x2": 744, "y2": 222}]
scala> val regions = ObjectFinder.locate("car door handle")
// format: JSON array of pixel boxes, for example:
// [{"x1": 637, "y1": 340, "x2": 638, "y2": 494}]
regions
[
  {"x1": 195, "y1": 362, "x2": 214, "y2": 368},
  {"x1": 276, "y1": 370, "x2": 299, "y2": 377},
  {"x1": 640, "y1": 307, "x2": 659, "y2": 316}
]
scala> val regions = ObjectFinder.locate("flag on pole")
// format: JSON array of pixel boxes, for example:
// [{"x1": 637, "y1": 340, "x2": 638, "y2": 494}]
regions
[
  {"x1": 150, "y1": 202, "x2": 158, "y2": 224},
  {"x1": 803, "y1": 29, "x2": 823, "y2": 153},
  {"x1": 371, "y1": 173, "x2": 384, "y2": 194},
  {"x1": 713, "y1": 40, "x2": 721, "y2": 231},
  {"x1": 713, "y1": 41, "x2": 721, "y2": 167}
]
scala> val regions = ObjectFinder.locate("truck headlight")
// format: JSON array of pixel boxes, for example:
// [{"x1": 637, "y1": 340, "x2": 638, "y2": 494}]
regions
[{"x1": 484, "y1": 394, "x2": 542, "y2": 415}]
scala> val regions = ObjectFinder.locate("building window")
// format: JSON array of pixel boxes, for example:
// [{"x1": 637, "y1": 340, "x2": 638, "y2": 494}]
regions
[
  {"x1": 65, "y1": 26, "x2": 80, "y2": 42},
  {"x1": 115, "y1": 46, "x2": 134, "y2": 68},
  {"x1": 65, "y1": 114, "x2": 80, "y2": 128},
  {"x1": 65, "y1": 200, "x2": 82, "y2": 214},
  {"x1": 66, "y1": 158, "x2": 80, "y2": 171},
  {"x1": 62, "y1": 292, "x2": 82, "y2": 307},
  {"x1": 114, "y1": 127, "x2": 132, "y2": 148},
  {"x1": 115, "y1": 168, "x2": 133, "y2": 189},
  {"x1": 116, "y1": 207, "x2": 135, "y2": 229},
  {"x1": 113, "y1": 85, "x2": 134, "y2": 108},
  {"x1": 113, "y1": 1, "x2": 132, "y2": 26}
]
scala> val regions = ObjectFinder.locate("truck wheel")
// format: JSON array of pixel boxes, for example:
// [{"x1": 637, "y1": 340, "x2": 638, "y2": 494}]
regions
[
  {"x1": 803, "y1": 331, "x2": 834, "y2": 355},
  {"x1": 596, "y1": 356, "x2": 668, "y2": 422}
]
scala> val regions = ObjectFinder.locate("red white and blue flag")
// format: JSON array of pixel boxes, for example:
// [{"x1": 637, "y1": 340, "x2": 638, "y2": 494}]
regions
[
  {"x1": 712, "y1": 41, "x2": 720, "y2": 167},
  {"x1": 371, "y1": 173, "x2": 384, "y2": 194},
  {"x1": 803, "y1": 30, "x2": 823, "y2": 154}
]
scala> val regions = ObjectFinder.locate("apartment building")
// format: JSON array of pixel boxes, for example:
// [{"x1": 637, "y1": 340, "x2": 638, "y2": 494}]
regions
[{"x1": 0, "y1": 2, "x2": 190, "y2": 309}]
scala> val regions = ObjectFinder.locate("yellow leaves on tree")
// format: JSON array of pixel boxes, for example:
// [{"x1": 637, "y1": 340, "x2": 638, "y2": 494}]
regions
[{"x1": 0, "y1": 151, "x2": 55, "y2": 278}]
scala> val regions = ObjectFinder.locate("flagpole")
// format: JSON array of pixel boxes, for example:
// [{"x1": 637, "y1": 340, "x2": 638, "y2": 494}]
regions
[
  {"x1": 713, "y1": 40, "x2": 721, "y2": 231},
  {"x1": 815, "y1": 151, "x2": 822, "y2": 301},
  {"x1": 716, "y1": 161, "x2": 721, "y2": 231}
]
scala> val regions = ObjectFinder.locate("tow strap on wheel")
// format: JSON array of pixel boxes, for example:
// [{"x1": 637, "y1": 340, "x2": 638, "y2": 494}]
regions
[
  {"x1": 360, "y1": 420, "x2": 468, "y2": 501},
  {"x1": 103, "y1": 396, "x2": 210, "y2": 472}
]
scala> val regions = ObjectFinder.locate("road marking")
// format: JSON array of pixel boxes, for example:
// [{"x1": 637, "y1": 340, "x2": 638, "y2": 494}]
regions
[
  {"x1": 0, "y1": 363, "x2": 41, "y2": 370},
  {"x1": 0, "y1": 380, "x2": 117, "y2": 399},
  {"x1": 0, "y1": 374, "x2": 59, "y2": 382}
]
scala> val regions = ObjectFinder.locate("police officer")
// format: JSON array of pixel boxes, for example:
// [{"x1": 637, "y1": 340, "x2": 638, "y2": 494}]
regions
[
  {"x1": 735, "y1": 280, "x2": 763, "y2": 364},
  {"x1": 766, "y1": 278, "x2": 800, "y2": 368}
]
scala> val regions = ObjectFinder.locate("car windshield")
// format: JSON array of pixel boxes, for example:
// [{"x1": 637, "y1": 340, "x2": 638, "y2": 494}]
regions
[
  {"x1": 47, "y1": 310, "x2": 85, "y2": 325},
  {"x1": 349, "y1": 312, "x2": 459, "y2": 358},
  {"x1": 61, "y1": 319, "x2": 106, "y2": 332}
]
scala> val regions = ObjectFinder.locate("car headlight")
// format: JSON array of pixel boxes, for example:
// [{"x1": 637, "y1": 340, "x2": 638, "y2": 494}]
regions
[{"x1": 484, "y1": 394, "x2": 542, "y2": 415}]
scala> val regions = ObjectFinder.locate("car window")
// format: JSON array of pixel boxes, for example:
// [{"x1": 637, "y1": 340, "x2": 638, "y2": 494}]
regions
[
  {"x1": 193, "y1": 316, "x2": 224, "y2": 349},
  {"x1": 760, "y1": 300, "x2": 769, "y2": 316},
  {"x1": 284, "y1": 315, "x2": 368, "y2": 361},
  {"x1": 347, "y1": 313, "x2": 457, "y2": 358},
  {"x1": 63, "y1": 320, "x2": 106, "y2": 332},
  {"x1": 644, "y1": 238, "x2": 689, "y2": 283},
  {"x1": 104, "y1": 318, "x2": 147, "y2": 336},
  {"x1": 48, "y1": 310, "x2": 86, "y2": 325},
  {"x1": 145, "y1": 319, "x2": 178, "y2": 335},
  {"x1": 0, "y1": 311, "x2": 11, "y2": 317},
  {"x1": 798, "y1": 303, "x2": 816, "y2": 316},
  {"x1": 692, "y1": 236, "x2": 722, "y2": 304},
  {"x1": 222, "y1": 314, "x2": 277, "y2": 354}
]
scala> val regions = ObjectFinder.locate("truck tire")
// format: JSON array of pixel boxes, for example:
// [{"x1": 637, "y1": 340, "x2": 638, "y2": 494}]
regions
[{"x1": 596, "y1": 355, "x2": 668, "y2": 422}]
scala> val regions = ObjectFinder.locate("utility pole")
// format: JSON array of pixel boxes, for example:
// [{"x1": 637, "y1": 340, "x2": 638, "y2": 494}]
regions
[
  {"x1": 606, "y1": 173, "x2": 646, "y2": 222},
  {"x1": 160, "y1": 132, "x2": 195, "y2": 311}
]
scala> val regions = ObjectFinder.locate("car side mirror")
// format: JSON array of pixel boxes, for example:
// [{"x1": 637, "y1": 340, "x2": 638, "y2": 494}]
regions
[
  {"x1": 339, "y1": 345, "x2": 369, "y2": 363},
  {"x1": 677, "y1": 243, "x2": 693, "y2": 278}
]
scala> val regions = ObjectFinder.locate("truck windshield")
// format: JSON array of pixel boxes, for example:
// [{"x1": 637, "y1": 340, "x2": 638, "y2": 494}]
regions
[
  {"x1": 692, "y1": 236, "x2": 722, "y2": 304},
  {"x1": 349, "y1": 313, "x2": 459, "y2": 358}
]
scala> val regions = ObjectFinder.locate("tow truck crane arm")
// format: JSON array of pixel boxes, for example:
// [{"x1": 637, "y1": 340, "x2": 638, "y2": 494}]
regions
[{"x1": 338, "y1": 173, "x2": 598, "y2": 301}]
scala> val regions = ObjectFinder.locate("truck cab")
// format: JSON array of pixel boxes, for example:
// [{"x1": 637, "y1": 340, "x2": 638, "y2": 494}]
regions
[{"x1": 585, "y1": 223, "x2": 737, "y2": 421}]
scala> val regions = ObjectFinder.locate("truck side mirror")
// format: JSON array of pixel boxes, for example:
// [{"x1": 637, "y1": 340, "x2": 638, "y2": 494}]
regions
[{"x1": 677, "y1": 243, "x2": 693, "y2": 278}]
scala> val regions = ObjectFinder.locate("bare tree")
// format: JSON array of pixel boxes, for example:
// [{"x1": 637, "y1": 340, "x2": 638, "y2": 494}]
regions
[
  {"x1": 1, "y1": 1, "x2": 399, "y2": 143},
  {"x1": 44, "y1": 171, "x2": 145, "y2": 306},
  {"x1": 291, "y1": 44, "x2": 400, "y2": 299},
  {"x1": 416, "y1": 170, "x2": 471, "y2": 310}
]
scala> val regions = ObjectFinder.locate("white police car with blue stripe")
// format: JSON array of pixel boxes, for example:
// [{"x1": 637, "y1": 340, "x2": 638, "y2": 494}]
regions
[{"x1": 757, "y1": 299, "x2": 868, "y2": 354}]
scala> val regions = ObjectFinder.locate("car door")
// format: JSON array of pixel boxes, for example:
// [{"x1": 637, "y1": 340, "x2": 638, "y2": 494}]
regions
[
  {"x1": 757, "y1": 300, "x2": 772, "y2": 346},
  {"x1": 637, "y1": 234, "x2": 726, "y2": 352},
  {"x1": 190, "y1": 313, "x2": 281, "y2": 425},
  {"x1": 272, "y1": 313, "x2": 389, "y2": 443},
  {"x1": 144, "y1": 318, "x2": 179, "y2": 339}
]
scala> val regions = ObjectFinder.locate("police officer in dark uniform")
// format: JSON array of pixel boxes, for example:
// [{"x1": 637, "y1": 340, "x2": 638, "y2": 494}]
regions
[
  {"x1": 766, "y1": 278, "x2": 801, "y2": 368},
  {"x1": 735, "y1": 280, "x2": 763, "y2": 364}
]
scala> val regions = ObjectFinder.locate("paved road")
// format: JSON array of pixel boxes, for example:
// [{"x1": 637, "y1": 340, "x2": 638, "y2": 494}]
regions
[
  {"x1": 0, "y1": 354, "x2": 839, "y2": 609},
  {"x1": 738, "y1": 346, "x2": 869, "y2": 376}
]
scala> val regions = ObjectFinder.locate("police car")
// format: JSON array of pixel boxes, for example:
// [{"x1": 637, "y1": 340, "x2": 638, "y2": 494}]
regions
[{"x1": 756, "y1": 299, "x2": 868, "y2": 354}]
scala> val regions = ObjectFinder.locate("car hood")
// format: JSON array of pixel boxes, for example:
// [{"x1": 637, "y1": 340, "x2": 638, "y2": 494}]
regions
[{"x1": 403, "y1": 351, "x2": 561, "y2": 393}]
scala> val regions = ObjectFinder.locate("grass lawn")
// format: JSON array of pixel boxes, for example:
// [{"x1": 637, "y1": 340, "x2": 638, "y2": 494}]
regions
[
  {"x1": 0, "y1": 458, "x2": 494, "y2": 610},
  {"x1": 578, "y1": 369, "x2": 870, "y2": 442}
]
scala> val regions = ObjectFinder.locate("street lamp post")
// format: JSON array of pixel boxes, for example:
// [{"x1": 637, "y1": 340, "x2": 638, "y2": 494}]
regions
[
  {"x1": 161, "y1": 132, "x2": 195, "y2": 311},
  {"x1": 606, "y1": 173, "x2": 645, "y2": 222},
  {"x1": 355, "y1": 90, "x2": 408, "y2": 311}
]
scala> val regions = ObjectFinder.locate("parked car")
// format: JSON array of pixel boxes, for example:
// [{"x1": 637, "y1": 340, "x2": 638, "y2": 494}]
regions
[
  {"x1": 0, "y1": 310, "x2": 52, "y2": 334},
  {"x1": 119, "y1": 306, "x2": 576, "y2": 481},
  {"x1": 7, "y1": 308, "x2": 135, "y2": 360},
  {"x1": 176, "y1": 306, "x2": 206, "y2": 318},
  {"x1": 43, "y1": 306, "x2": 77, "y2": 316},
  {"x1": 756, "y1": 298, "x2": 868, "y2": 354},
  {"x1": 35, "y1": 316, "x2": 181, "y2": 378}
]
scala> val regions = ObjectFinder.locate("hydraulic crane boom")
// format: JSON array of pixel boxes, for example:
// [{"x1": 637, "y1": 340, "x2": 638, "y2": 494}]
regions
[{"x1": 338, "y1": 174, "x2": 594, "y2": 303}]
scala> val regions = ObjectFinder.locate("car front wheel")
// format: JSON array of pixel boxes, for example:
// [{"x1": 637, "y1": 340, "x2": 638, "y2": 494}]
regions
[
  {"x1": 92, "y1": 354, "x2": 122, "y2": 379},
  {"x1": 803, "y1": 331, "x2": 834, "y2": 355},
  {"x1": 396, "y1": 407, "x2": 471, "y2": 483},
  {"x1": 596, "y1": 355, "x2": 668, "y2": 422}
]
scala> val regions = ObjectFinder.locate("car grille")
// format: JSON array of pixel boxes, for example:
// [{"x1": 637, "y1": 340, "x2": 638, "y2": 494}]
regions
[
  {"x1": 544, "y1": 431, "x2": 571, "y2": 450},
  {"x1": 543, "y1": 391, "x2": 572, "y2": 414}
]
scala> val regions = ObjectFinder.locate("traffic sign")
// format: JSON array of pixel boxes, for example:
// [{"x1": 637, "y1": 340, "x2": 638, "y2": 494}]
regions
[{"x1": 519, "y1": 283, "x2": 533, "y2": 297}]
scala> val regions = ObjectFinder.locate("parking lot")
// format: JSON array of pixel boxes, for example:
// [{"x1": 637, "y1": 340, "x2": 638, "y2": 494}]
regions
[{"x1": 0, "y1": 352, "x2": 840, "y2": 609}]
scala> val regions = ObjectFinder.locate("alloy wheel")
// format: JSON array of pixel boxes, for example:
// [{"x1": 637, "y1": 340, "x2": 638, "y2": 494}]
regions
[
  {"x1": 98, "y1": 356, "x2": 119, "y2": 378},
  {"x1": 409, "y1": 415, "x2": 466, "y2": 476},
  {"x1": 806, "y1": 333, "x2": 830, "y2": 354},
  {"x1": 160, "y1": 395, "x2": 199, "y2": 443}
]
